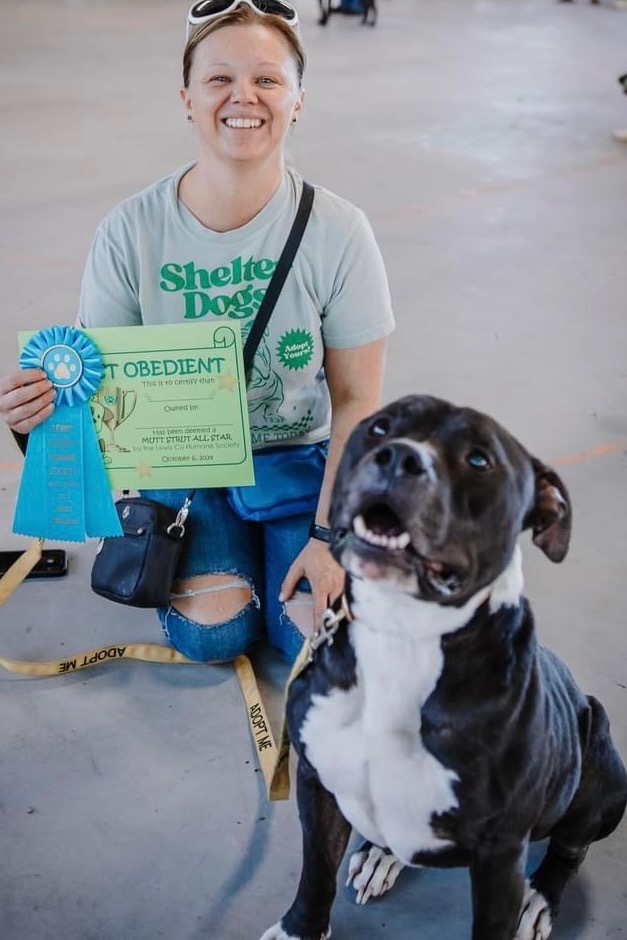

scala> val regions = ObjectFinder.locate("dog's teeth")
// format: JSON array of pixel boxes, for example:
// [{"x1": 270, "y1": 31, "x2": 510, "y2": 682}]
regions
[{"x1": 353, "y1": 517, "x2": 411, "y2": 551}]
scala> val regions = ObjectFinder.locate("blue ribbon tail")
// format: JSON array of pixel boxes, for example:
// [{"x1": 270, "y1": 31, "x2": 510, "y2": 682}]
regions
[
  {"x1": 12, "y1": 423, "x2": 58, "y2": 538},
  {"x1": 13, "y1": 404, "x2": 122, "y2": 541},
  {"x1": 13, "y1": 406, "x2": 85, "y2": 540},
  {"x1": 82, "y1": 410, "x2": 123, "y2": 538}
]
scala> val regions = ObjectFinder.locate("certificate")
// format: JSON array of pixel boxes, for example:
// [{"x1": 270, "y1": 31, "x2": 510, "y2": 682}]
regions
[{"x1": 21, "y1": 323, "x2": 255, "y2": 492}]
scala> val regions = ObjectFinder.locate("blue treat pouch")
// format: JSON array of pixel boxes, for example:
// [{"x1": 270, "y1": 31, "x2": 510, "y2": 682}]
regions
[{"x1": 226, "y1": 442, "x2": 327, "y2": 522}]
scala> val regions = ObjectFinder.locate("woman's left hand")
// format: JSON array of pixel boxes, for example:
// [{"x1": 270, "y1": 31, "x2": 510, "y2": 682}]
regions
[{"x1": 280, "y1": 539, "x2": 345, "y2": 636}]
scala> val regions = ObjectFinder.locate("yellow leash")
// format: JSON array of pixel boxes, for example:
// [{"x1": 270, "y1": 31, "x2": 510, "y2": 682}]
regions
[
  {"x1": 0, "y1": 540, "x2": 304, "y2": 801},
  {"x1": 234, "y1": 653, "x2": 293, "y2": 801},
  {"x1": 0, "y1": 538, "x2": 44, "y2": 606}
]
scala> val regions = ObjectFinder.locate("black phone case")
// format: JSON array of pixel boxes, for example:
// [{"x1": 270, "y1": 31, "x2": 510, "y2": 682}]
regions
[{"x1": 0, "y1": 549, "x2": 68, "y2": 579}]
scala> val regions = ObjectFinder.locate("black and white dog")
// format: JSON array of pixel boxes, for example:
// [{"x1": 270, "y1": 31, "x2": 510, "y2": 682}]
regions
[
  {"x1": 318, "y1": 0, "x2": 378, "y2": 28},
  {"x1": 261, "y1": 395, "x2": 627, "y2": 940}
]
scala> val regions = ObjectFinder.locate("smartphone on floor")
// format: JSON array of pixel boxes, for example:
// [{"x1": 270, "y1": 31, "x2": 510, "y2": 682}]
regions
[{"x1": 0, "y1": 549, "x2": 68, "y2": 579}]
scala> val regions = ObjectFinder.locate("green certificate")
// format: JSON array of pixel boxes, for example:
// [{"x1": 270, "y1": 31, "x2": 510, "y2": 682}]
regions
[{"x1": 81, "y1": 323, "x2": 254, "y2": 491}]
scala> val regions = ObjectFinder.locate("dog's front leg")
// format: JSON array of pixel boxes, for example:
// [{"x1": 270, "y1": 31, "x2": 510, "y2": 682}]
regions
[
  {"x1": 469, "y1": 842, "x2": 528, "y2": 940},
  {"x1": 260, "y1": 760, "x2": 352, "y2": 940}
]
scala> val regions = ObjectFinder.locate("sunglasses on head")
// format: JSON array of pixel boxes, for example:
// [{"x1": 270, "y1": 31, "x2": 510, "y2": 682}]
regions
[{"x1": 186, "y1": 0, "x2": 299, "y2": 40}]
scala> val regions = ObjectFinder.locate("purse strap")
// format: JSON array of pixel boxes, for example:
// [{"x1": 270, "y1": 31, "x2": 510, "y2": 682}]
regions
[{"x1": 242, "y1": 180, "x2": 314, "y2": 376}]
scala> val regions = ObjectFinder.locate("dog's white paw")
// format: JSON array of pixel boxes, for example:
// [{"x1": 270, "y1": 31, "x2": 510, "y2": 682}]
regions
[
  {"x1": 346, "y1": 844, "x2": 405, "y2": 904},
  {"x1": 515, "y1": 881, "x2": 553, "y2": 940},
  {"x1": 258, "y1": 924, "x2": 287, "y2": 940},
  {"x1": 258, "y1": 924, "x2": 331, "y2": 940}
]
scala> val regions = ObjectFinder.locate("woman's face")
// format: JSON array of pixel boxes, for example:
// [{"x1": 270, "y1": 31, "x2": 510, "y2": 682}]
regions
[{"x1": 182, "y1": 22, "x2": 303, "y2": 167}]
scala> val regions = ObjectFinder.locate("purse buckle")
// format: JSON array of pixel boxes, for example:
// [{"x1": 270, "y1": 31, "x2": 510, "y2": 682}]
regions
[{"x1": 166, "y1": 495, "x2": 192, "y2": 539}]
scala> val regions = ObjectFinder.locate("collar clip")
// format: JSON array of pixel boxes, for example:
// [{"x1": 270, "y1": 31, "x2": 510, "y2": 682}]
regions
[{"x1": 309, "y1": 593, "x2": 353, "y2": 658}]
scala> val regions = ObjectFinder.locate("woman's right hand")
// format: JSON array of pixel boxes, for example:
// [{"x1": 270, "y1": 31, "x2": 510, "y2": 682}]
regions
[{"x1": 0, "y1": 368, "x2": 56, "y2": 433}]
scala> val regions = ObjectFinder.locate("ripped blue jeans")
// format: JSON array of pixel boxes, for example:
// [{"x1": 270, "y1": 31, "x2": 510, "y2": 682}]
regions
[{"x1": 145, "y1": 487, "x2": 312, "y2": 665}]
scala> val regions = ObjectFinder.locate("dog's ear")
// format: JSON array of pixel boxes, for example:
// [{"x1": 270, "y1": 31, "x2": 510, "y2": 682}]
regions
[{"x1": 524, "y1": 458, "x2": 572, "y2": 563}]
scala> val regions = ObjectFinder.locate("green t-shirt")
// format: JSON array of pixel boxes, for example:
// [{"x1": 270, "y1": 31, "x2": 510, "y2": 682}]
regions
[{"x1": 78, "y1": 165, "x2": 395, "y2": 448}]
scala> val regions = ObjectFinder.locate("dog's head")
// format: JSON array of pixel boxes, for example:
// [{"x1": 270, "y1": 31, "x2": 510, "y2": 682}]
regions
[{"x1": 329, "y1": 395, "x2": 571, "y2": 605}]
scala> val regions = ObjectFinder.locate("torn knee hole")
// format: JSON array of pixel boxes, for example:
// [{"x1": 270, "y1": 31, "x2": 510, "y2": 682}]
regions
[
  {"x1": 171, "y1": 574, "x2": 250, "y2": 600},
  {"x1": 171, "y1": 574, "x2": 258, "y2": 625},
  {"x1": 285, "y1": 590, "x2": 314, "y2": 635}
]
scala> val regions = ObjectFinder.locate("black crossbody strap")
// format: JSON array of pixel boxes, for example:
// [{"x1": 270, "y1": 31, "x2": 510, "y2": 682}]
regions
[{"x1": 242, "y1": 181, "x2": 314, "y2": 376}]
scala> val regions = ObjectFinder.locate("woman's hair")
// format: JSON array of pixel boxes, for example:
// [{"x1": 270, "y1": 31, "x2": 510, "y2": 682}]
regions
[{"x1": 183, "y1": 4, "x2": 306, "y2": 88}]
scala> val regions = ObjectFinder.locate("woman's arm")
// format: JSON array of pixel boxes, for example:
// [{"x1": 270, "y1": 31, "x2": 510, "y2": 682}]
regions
[
  {"x1": 280, "y1": 337, "x2": 388, "y2": 629},
  {"x1": 314, "y1": 337, "x2": 388, "y2": 529}
]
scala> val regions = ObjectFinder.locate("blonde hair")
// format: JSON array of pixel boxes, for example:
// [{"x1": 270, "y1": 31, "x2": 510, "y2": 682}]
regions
[{"x1": 183, "y1": 4, "x2": 306, "y2": 88}]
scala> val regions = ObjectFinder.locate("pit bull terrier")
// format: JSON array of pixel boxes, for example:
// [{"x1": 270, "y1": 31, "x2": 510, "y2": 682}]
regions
[{"x1": 260, "y1": 394, "x2": 627, "y2": 940}]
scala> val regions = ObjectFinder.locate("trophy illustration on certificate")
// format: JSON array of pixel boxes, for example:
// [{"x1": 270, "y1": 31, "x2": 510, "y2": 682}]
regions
[{"x1": 90, "y1": 384, "x2": 137, "y2": 455}]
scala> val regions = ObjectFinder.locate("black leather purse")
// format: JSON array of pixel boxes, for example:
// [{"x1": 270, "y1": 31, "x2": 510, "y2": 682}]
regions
[{"x1": 90, "y1": 493, "x2": 193, "y2": 607}]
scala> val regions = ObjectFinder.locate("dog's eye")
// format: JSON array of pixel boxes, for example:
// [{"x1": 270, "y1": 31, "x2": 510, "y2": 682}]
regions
[
  {"x1": 368, "y1": 417, "x2": 390, "y2": 439},
  {"x1": 466, "y1": 449, "x2": 491, "y2": 471}
]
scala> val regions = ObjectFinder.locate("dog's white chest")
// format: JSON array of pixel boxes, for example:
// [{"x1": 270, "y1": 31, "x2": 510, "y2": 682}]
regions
[{"x1": 300, "y1": 595, "x2": 460, "y2": 864}]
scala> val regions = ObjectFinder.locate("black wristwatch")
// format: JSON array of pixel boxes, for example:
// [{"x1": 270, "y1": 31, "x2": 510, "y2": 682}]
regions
[{"x1": 309, "y1": 522, "x2": 331, "y2": 543}]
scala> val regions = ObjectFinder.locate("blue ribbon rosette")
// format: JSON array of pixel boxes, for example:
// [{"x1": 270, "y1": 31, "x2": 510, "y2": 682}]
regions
[{"x1": 13, "y1": 325, "x2": 123, "y2": 541}]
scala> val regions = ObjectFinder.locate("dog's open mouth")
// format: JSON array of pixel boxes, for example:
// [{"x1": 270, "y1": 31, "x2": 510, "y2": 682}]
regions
[{"x1": 351, "y1": 504, "x2": 464, "y2": 597}]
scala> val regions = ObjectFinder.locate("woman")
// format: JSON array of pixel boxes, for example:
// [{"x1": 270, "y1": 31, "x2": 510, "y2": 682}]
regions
[{"x1": 0, "y1": 0, "x2": 394, "y2": 664}]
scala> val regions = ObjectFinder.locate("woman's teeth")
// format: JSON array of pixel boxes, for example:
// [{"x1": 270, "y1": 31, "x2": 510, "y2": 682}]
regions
[
  {"x1": 224, "y1": 118, "x2": 262, "y2": 128},
  {"x1": 353, "y1": 514, "x2": 411, "y2": 551}
]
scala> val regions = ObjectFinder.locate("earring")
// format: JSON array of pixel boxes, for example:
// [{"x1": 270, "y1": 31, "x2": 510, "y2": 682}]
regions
[
  {"x1": 187, "y1": 114, "x2": 193, "y2": 122},
  {"x1": 291, "y1": 116, "x2": 298, "y2": 124}
]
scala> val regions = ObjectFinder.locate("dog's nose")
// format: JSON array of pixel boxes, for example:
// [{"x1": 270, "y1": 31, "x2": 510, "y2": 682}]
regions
[{"x1": 373, "y1": 441, "x2": 432, "y2": 479}]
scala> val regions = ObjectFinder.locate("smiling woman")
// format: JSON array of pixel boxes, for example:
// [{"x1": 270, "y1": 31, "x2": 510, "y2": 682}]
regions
[
  {"x1": 0, "y1": 0, "x2": 395, "y2": 667},
  {"x1": 180, "y1": 16, "x2": 303, "y2": 223},
  {"x1": 180, "y1": 2, "x2": 306, "y2": 229}
]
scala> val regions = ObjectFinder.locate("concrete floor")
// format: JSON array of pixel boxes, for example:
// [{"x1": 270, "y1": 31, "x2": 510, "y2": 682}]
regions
[{"x1": 1, "y1": 0, "x2": 626, "y2": 937}]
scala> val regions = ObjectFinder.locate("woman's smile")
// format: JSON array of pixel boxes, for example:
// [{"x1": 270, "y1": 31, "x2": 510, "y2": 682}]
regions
[{"x1": 223, "y1": 116, "x2": 264, "y2": 128}]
